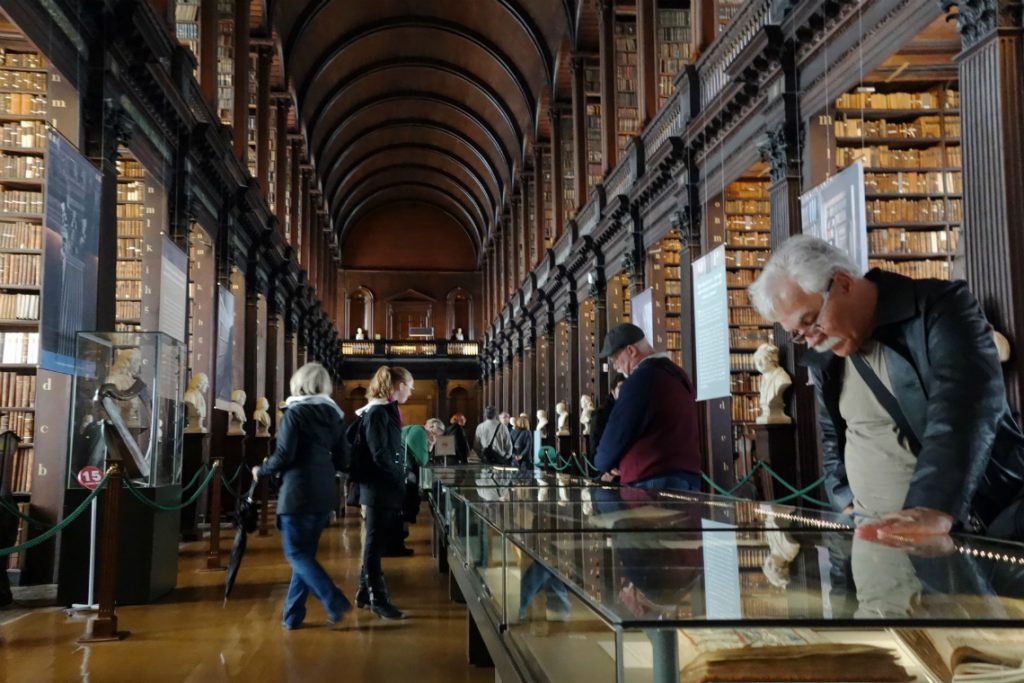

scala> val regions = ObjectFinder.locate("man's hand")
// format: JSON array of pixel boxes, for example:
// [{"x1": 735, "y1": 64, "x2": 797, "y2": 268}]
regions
[
  {"x1": 251, "y1": 465, "x2": 261, "y2": 482},
  {"x1": 854, "y1": 507, "x2": 955, "y2": 555},
  {"x1": 600, "y1": 468, "x2": 620, "y2": 483}
]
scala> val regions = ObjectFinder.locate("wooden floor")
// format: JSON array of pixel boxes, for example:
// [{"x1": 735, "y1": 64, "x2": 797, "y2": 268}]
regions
[{"x1": 0, "y1": 514, "x2": 492, "y2": 682}]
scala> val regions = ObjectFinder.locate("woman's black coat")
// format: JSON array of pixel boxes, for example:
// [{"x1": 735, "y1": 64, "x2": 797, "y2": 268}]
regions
[
  {"x1": 258, "y1": 398, "x2": 345, "y2": 515},
  {"x1": 359, "y1": 402, "x2": 406, "y2": 509}
]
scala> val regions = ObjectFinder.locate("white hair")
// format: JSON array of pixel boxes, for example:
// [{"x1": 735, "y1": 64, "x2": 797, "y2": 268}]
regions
[
  {"x1": 748, "y1": 235, "x2": 862, "y2": 321},
  {"x1": 290, "y1": 362, "x2": 333, "y2": 396}
]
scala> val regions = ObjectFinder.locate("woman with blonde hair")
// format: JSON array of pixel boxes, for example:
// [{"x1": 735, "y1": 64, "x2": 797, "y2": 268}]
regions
[
  {"x1": 511, "y1": 413, "x2": 534, "y2": 470},
  {"x1": 251, "y1": 362, "x2": 350, "y2": 629},
  {"x1": 352, "y1": 365, "x2": 414, "y2": 619}
]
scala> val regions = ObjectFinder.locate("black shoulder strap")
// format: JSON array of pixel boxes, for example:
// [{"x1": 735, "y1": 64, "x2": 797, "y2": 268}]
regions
[
  {"x1": 486, "y1": 423, "x2": 500, "y2": 449},
  {"x1": 850, "y1": 352, "x2": 922, "y2": 455}
]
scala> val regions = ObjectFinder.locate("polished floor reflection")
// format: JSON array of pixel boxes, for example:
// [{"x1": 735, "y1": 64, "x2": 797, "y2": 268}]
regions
[{"x1": 0, "y1": 514, "x2": 489, "y2": 682}]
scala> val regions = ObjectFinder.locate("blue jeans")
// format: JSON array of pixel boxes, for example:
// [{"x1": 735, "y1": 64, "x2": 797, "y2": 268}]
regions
[
  {"x1": 629, "y1": 472, "x2": 700, "y2": 492},
  {"x1": 518, "y1": 561, "x2": 571, "y2": 621},
  {"x1": 279, "y1": 513, "x2": 349, "y2": 627}
]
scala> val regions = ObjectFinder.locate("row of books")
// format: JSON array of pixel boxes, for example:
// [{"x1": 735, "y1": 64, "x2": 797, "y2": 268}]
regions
[
  {"x1": 727, "y1": 250, "x2": 769, "y2": 268},
  {"x1": 0, "y1": 152, "x2": 44, "y2": 179},
  {"x1": 116, "y1": 181, "x2": 144, "y2": 203},
  {"x1": 116, "y1": 158, "x2": 145, "y2": 178},
  {"x1": 115, "y1": 322, "x2": 140, "y2": 333},
  {"x1": 0, "y1": 120, "x2": 46, "y2": 149},
  {"x1": 116, "y1": 280, "x2": 142, "y2": 299},
  {"x1": 116, "y1": 259, "x2": 142, "y2": 279},
  {"x1": 0, "y1": 51, "x2": 45, "y2": 69},
  {"x1": 0, "y1": 253, "x2": 40, "y2": 286},
  {"x1": 728, "y1": 290, "x2": 751, "y2": 307},
  {"x1": 732, "y1": 394, "x2": 760, "y2": 423},
  {"x1": 6, "y1": 449, "x2": 32, "y2": 493},
  {"x1": 727, "y1": 270, "x2": 757, "y2": 287},
  {"x1": 731, "y1": 327, "x2": 769, "y2": 350},
  {"x1": 0, "y1": 189, "x2": 42, "y2": 215},
  {"x1": 116, "y1": 238, "x2": 141, "y2": 258},
  {"x1": 835, "y1": 89, "x2": 956, "y2": 110},
  {"x1": 117, "y1": 219, "x2": 144, "y2": 237},
  {"x1": 116, "y1": 202, "x2": 144, "y2": 218},
  {"x1": 0, "y1": 220, "x2": 41, "y2": 249},
  {"x1": 732, "y1": 372, "x2": 762, "y2": 394},
  {"x1": 867, "y1": 197, "x2": 962, "y2": 223},
  {"x1": 871, "y1": 259, "x2": 950, "y2": 279},
  {"x1": 116, "y1": 300, "x2": 141, "y2": 320},
  {"x1": 0, "y1": 372, "x2": 35, "y2": 407},
  {"x1": 729, "y1": 232, "x2": 770, "y2": 248},
  {"x1": 0, "y1": 405, "x2": 34, "y2": 438},
  {"x1": 869, "y1": 227, "x2": 961, "y2": 255},
  {"x1": 725, "y1": 199, "x2": 770, "y2": 215},
  {"x1": 728, "y1": 215, "x2": 770, "y2": 232},
  {"x1": 0, "y1": 92, "x2": 45, "y2": 116},
  {"x1": 727, "y1": 183, "x2": 770, "y2": 200},
  {"x1": 864, "y1": 170, "x2": 962, "y2": 194},
  {"x1": 730, "y1": 308, "x2": 770, "y2": 326},
  {"x1": 836, "y1": 145, "x2": 960, "y2": 169},
  {"x1": 0, "y1": 69, "x2": 46, "y2": 93},
  {"x1": 731, "y1": 352, "x2": 756, "y2": 372},
  {"x1": 0, "y1": 331, "x2": 39, "y2": 364},
  {"x1": 834, "y1": 115, "x2": 958, "y2": 140},
  {"x1": 0, "y1": 292, "x2": 38, "y2": 320}
]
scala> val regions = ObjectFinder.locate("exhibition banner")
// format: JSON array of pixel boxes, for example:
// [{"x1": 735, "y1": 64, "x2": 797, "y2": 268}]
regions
[
  {"x1": 215, "y1": 284, "x2": 234, "y2": 402},
  {"x1": 631, "y1": 287, "x2": 654, "y2": 345},
  {"x1": 800, "y1": 159, "x2": 869, "y2": 271},
  {"x1": 159, "y1": 236, "x2": 188, "y2": 342},
  {"x1": 691, "y1": 245, "x2": 730, "y2": 401}
]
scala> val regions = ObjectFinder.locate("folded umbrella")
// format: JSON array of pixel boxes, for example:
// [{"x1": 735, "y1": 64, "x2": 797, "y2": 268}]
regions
[{"x1": 224, "y1": 479, "x2": 260, "y2": 604}]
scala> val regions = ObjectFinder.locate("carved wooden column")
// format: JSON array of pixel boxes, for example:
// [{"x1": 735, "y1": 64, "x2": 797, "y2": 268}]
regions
[
  {"x1": 232, "y1": 0, "x2": 250, "y2": 161},
  {"x1": 570, "y1": 56, "x2": 589, "y2": 209},
  {"x1": 566, "y1": 289, "x2": 581, "y2": 454},
  {"x1": 590, "y1": 270, "x2": 609, "y2": 401},
  {"x1": 543, "y1": 307, "x2": 557, "y2": 446},
  {"x1": 523, "y1": 320, "x2": 537, "y2": 422},
  {"x1": 300, "y1": 167, "x2": 312, "y2": 269},
  {"x1": 947, "y1": 1, "x2": 1024, "y2": 410},
  {"x1": 637, "y1": 0, "x2": 658, "y2": 123},
  {"x1": 597, "y1": 0, "x2": 617, "y2": 172}
]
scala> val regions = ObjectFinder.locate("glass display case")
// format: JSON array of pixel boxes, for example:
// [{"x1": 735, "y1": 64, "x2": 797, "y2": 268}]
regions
[{"x1": 66, "y1": 331, "x2": 185, "y2": 487}]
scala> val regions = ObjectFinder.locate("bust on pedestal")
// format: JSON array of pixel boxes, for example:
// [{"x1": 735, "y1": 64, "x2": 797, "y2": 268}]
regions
[
  {"x1": 579, "y1": 395, "x2": 594, "y2": 436},
  {"x1": 184, "y1": 372, "x2": 209, "y2": 434},
  {"x1": 754, "y1": 343, "x2": 792, "y2": 425},
  {"x1": 555, "y1": 401, "x2": 570, "y2": 436},
  {"x1": 355, "y1": 327, "x2": 365, "y2": 340},
  {"x1": 253, "y1": 397, "x2": 271, "y2": 437},
  {"x1": 535, "y1": 409, "x2": 549, "y2": 439},
  {"x1": 226, "y1": 389, "x2": 247, "y2": 435}
]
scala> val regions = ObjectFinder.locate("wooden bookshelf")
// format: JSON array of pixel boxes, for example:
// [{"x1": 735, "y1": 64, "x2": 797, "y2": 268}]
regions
[
  {"x1": 175, "y1": 0, "x2": 200, "y2": 74},
  {"x1": 266, "y1": 103, "x2": 277, "y2": 213},
  {"x1": 833, "y1": 83, "x2": 961, "y2": 280},
  {"x1": 540, "y1": 148, "x2": 554, "y2": 253},
  {"x1": 524, "y1": 172, "x2": 535, "y2": 280},
  {"x1": 606, "y1": 271, "x2": 632, "y2": 328},
  {"x1": 656, "y1": 2, "x2": 692, "y2": 109},
  {"x1": 246, "y1": 52, "x2": 258, "y2": 178},
  {"x1": 717, "y1": 0, "x2": 745, "y2": 33},
  {"x1": 579, "y1": 297, "x2": 598, "y2": 404},
  {"x1": 584, "y1": 62, "x2": 602, "y2": 193},
  {"x1": 555, "y1": 319, "x2": 571, "y2": 410},
  {"x1": 648, "y1": 229, "x2": 683, "y2": 368},
  {"x1": 188, "y1": 224, "x2": 215, "y2": 393},
  {"x1": 724, "y1": 178, "x2": 773, "y2": 425},
  {"x1": 216, "y1": 1, "x2": 234, "y2": 126},
  {"x1": 559, "y1": 113, "x2": 575, "y2": 219},
  {"x1": 614, "y1": 10, "x2": 640, "y2": 158},
  {"x1": 115, "y1": 153, "x2": 145, "y2": 332},
  {"x1": 536, "y1": 333, "x2": 550, "y2": 418}
]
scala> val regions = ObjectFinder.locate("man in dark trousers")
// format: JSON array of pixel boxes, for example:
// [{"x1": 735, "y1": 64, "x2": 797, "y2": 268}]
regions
[
  {"x1": 749, "y1": 235, "x2": 1024, "y2": 542},
  {"x1": 594, "y1": 324, "x2": 701, "y2": 490}
]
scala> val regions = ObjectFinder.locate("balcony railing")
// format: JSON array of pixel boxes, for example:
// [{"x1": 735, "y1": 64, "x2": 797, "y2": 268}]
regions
[{"x1": 340, "y1": 339, "x2": 480, "y2": 358}]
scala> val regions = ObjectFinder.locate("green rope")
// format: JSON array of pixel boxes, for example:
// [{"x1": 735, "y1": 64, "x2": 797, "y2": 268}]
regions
[
  {"x1": 121, "y1": 465, "x2": 219, "y2": 511},
  {"x1": 0, "y1": 472, "x2": 110, "y2": 557},
  {"x1": 700, "y1": 461, "x2": 764, "y2": 498},
  {"x1": 181, "y1": 464, "x2": 210, "y2": 494},
  {"x1": 575, "y1": 453, "x2": 602, "y2": 479},
  {"x1": 0, "y1": 496, "x2": 52, "y2": 529},
  {"x1": 223, "y1": 464, "x2": 244, "y2": 486},
  {"x1": 759, "y1": 465, "x2": 831, "y2": 507}
]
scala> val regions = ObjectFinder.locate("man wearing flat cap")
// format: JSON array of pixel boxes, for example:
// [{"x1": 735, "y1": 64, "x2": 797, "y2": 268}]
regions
[{"x1": 593, "y1": 323, "x2": 702, "y2": 490}]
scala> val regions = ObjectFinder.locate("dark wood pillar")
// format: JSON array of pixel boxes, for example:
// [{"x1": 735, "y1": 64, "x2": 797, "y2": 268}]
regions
[
  {"x1": 637, "y1": 0, "x2": 658, "y2": 124},
  {"x1": 275, "y1": 100, "x2": 290, "y2": 234},
  {"x1": 243, "y1": 284, "x2": 261, "y2": 433},
  {"x1": 597, "y1": 0, "x2": 617, "y2": 173},
  {"x1": 265, "y1": 303, "x2": 282, "y2": 429},
  {"x1": 300, "y1": 168, "x2": 312, "y2": 269},
  {"x1": 256, "y1": 46, "x2": 272, "y2": 194},
  {"x1": 289, "y1": 139, "x2": 302, "y2": 246},
  {"x1": 523, "y1": 323, "x2": 536, "y2": 422},
  {"x1": 232, "y1": 0, "x2": 250, "y2": 161},
  {"x1": 548, "y1": 109, "x2": 565, "y2": 235},
  {"x1": 199, "y1": 0, "x2": 218, "y2": 106},
  {"x1": 570, "y1": 57, "x2": 589, "y2": 209},
  {"x1": 566, "y1": 292, "x2": 581, "y2": 453},
  {"x1": 948, "y1": 3, "x2": 1024, "y2": 410},
  {"x1": 591, "y1": 275, "x2": 609, "y2": 401}
]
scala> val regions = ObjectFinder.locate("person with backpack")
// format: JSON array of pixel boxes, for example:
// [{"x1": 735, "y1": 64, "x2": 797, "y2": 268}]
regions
[
  {"x1": 351, "y1": 365, "x2": 414, "y2": 619},
  {"x1": 473, "y1": 405, "x2": 512, "y2": 464},
  {"x1": 250, "y1": 362, "x2": 351, "y2": 629}
]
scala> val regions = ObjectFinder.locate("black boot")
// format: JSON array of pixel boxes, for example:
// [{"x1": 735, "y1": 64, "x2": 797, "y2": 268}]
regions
[
  {"x1": 355, "y1": 573, "x2": 369, "y2": 609},
  {"x1": 369, "y1": 579, "x2": 405, "y2": 620}
]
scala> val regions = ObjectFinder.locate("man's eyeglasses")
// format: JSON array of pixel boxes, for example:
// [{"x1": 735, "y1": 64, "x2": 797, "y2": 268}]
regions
[{"x1": 791, "y1": 277, "x2": 834, "y2": 346}]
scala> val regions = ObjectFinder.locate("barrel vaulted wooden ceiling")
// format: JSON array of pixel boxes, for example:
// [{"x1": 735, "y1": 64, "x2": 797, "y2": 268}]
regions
[{"x1": 274, "y1": 0, "x2": 588, "y2": 262}]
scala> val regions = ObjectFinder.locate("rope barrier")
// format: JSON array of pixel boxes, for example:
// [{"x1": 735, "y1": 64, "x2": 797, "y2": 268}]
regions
[
  {"x1": 181, "y1": 464, "x2": 210, "y2": 494},
  {"x1": 222, "y1": 464, "x2": 244, "y2": 487},
  {"x1": 0, "y1": 471, "x2": 111, "y2": 558},
  {"x1": 121, "y1": 464, "x2": 219, "y2": 512},
  {"x1": 700, "y1": 462, "x2": 831, "y2": 508},
  {"x1": 574, "y1": 453, "x2": 602, "y2": 479},
  {"x1": 0, "y1": 495, "x2": 53, "y2": 529},
  {"x1": 700, "y1": 461, "x2": 765, "y2": 498}
]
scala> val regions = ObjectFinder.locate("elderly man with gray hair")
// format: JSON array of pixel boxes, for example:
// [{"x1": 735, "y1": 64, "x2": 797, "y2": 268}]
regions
[{"x1": 749, "y1": 235, "x2": 1024, "y2": 542}]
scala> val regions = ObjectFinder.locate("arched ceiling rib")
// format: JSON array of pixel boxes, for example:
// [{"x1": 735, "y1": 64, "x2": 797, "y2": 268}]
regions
[{"x1": 273, "y1": 0, "x2": 572, "y2": 259}]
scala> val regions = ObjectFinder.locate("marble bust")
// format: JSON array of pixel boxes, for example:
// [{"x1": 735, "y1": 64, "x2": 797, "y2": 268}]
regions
[
  {"x1": 579, "y1": 395, "x2": 595, "y2": 436},
  {"x1": 754, "y1": 343, "x2": 792, "y2": 425},
  {"x1": 355, "y1": 327, "x2": 365, "y2": 340},
  {"x1": 183, "y1": 372, "x2": 209, "y2": 434},
  {"x1": 253, "y1": 397, "x2": 271, "y2": 437},
  {"x1": 455, "y1": 327, "x2": 464, "y2": 341},
  {"x1": 555, "y1": 401, "x2": 570, "y2": 436},
  {"x1": 535, "y1": 409, "x2": 549, "y2": 438},
  {"x1": 227, "y1": 389, "x2": 247, "y2": 436}
]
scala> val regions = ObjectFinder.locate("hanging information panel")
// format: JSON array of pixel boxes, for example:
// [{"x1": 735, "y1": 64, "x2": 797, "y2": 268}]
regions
[
  {"x1": 800, "y1": 160, "x2": 868, "y2": 271},
  {"x1": 692, "y1": 245, "x2": 730, "y2": 400}
]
